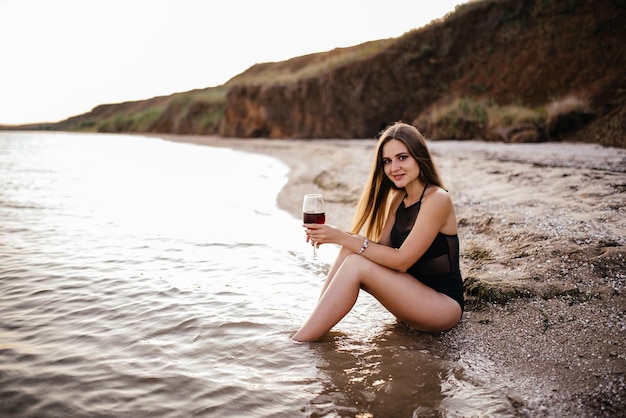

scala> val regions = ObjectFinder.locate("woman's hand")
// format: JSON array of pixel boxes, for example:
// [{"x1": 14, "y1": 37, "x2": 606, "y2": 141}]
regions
[{"x1": 303, "y1": 223, "x2": 340, "y2": 248}]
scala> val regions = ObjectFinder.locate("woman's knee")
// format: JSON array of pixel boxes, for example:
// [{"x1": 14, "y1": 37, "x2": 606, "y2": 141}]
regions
[
  {"x1": 337, "y1": 246, "x2": 352, "y2": 258},
  {"x1": 332, "y1": 246, "x2": 354, "y2": 267},
  {"x1": 341, "y1": 253, "x2": 371, "y2": 277}
]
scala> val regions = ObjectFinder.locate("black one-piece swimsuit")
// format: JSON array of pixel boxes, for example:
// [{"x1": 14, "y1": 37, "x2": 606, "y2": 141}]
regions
[{"x1": 389, "y1": 186, "x2": 465, "y2": 311}]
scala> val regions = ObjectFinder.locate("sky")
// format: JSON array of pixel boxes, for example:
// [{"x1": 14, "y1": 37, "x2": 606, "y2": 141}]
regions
[{"x1": 0, "y1": 0, "x2": 467, "y2": 125}]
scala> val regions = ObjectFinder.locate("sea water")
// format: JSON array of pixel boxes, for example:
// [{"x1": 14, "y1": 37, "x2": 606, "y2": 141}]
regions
[{"x1": 0, "y1": 132, "x2": 516, "y2": 417}]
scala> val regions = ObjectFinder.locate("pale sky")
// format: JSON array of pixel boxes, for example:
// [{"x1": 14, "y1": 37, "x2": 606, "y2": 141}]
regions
[{"x1": 0, "y1": 0, "x2": 467, "y2": 125}]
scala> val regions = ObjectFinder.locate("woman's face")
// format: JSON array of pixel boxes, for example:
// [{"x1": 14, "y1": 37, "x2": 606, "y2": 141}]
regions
[{"x1": 381, "y1": 139, "x2": 420, "y2": 189}]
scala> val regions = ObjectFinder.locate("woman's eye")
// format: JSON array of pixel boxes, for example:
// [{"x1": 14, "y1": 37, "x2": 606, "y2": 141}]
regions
[
  {"x1": 382, "y1": 159, "x2": 391, "y2": 165},
  {"x1": 399, "y1": 155, "x2": 408, "y2": 160}
]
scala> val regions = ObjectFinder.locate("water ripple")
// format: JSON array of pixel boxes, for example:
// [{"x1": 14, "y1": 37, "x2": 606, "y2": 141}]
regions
[{"x1": 0, "y1": 132, "x2": 516, "y2": 417}]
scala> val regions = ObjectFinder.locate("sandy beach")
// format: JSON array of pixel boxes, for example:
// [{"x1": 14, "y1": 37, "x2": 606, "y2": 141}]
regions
[{"x1": 158, "y1": 133, "x2": 625, "y2": 416}]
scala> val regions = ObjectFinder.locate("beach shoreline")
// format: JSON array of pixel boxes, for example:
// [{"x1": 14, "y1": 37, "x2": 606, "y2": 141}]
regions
[{"x1": 155, "y1": 133, "x2": 626, "y2": 417}]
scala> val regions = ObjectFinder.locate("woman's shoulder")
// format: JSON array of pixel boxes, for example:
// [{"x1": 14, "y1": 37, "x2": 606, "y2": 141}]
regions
[
  {"x1": 424, "y1": 186, "x2": 457, "y2": 234},
  {"x1": 423, "y1": 186, "x2": 453, "y2": 207}
]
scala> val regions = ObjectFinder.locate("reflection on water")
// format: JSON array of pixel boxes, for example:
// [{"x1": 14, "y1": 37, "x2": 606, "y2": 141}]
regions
[
  {"x1": 0, "y1": 132, "x2": 517, "y2": 417},
  {"x1": 306, "y1": 321, "x2": 518, "y2": 417}
]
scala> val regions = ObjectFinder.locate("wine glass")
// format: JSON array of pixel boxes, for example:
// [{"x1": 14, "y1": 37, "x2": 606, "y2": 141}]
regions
[{"x1": 302, "y1": 194, "x2": 325, "y2": 259}]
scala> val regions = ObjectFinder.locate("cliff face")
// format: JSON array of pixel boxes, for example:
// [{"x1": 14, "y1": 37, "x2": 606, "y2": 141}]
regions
[
  {"x1": 220, "y1": 0, "x2": 625, "y2": 146},
  {"x1": 25, "y1": 0, "x2": 625, "y2": 147}
]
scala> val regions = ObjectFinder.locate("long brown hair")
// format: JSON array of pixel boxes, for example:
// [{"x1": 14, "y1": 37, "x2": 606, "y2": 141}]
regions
[{"x1": 351, "y1": 122, "x2": 444, "y2": 240}]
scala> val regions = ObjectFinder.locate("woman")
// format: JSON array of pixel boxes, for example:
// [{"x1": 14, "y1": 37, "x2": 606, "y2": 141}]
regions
[{"x1": 292, "y1": 122, "x2": 464, "y2": 342}]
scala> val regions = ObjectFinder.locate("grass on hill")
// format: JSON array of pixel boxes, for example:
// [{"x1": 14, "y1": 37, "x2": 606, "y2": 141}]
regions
[
  {"x1": 416, "y1": 96, "x2": 588, "y2": 142},
  {"x1": 224, "y1": 39, "x2": 395, "y2": 87}
]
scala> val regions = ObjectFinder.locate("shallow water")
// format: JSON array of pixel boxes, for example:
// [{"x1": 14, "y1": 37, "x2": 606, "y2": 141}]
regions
[{"x1": 0, "y1": 132, "x2": 516, "y2": 417}]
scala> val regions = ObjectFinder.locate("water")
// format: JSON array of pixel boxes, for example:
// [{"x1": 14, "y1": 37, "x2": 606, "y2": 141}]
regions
[{"x1": 0, "y1": 132, "x2": 516, "y2": 417}]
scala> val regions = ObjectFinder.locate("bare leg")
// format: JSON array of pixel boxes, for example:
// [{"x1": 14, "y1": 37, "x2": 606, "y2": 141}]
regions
[
  {"x1": 293, "y1": 252, "x2": 362, "y2": 341},
  {"x1": 292, "y1": 253, "x2": 462, "y2": 342},
  {"x1": 318, "y1": 246, "x2": 352, "y2": 299}
]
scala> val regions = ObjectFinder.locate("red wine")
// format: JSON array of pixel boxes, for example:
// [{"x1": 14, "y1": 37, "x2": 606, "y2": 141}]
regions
[{"x1": 303, "y1": 212, "x2": 325, "y2": 224}]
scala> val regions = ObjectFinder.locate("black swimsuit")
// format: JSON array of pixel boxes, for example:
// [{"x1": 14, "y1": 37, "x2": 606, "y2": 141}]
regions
[{"x1": 389, "y1": 186, "x2": 465, "y2": 311}]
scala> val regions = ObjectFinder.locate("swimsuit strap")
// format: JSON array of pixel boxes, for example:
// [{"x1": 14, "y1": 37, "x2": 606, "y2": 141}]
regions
[
  {"x1": 419, "y1": 184, "x2": 428, "y2": 203},
  {"x1": 403, "y1": 184, "x2": 429, "y2": 208}
]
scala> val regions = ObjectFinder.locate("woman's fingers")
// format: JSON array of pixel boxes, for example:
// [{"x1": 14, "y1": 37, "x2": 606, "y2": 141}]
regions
[{"x1": 304, "y1": 224, "x2": 324, "y2": 245}]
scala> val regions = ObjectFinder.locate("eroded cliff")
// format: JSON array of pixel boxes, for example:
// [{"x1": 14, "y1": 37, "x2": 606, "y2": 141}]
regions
[
  {"x1": 220, "y1": 0, "x2": 625, "y2": 146},
  {"x1": 24, "y1": 0, "x2": 625, "y2": 147}
]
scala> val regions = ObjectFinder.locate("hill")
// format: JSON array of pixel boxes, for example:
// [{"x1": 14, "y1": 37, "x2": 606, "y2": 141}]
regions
[{"x1": 10, "y1": 0, "x2": 625, "y2": 147}]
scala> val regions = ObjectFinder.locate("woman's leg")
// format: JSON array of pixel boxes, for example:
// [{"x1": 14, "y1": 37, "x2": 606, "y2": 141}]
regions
[
  {"x1": 318, "y1": 246, "x2": 352, "y2": 299},
  {"x1": 292, "y1": 254, "x2": 462, "y2": 342},
  {"x1": 293, "y1": 252, "x2": 362, "y2": 341}
]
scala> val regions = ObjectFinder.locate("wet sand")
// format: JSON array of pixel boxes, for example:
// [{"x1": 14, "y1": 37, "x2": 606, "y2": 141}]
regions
[{"x1": 157, "y1": 134, "x2": 626, "y2": 417}]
